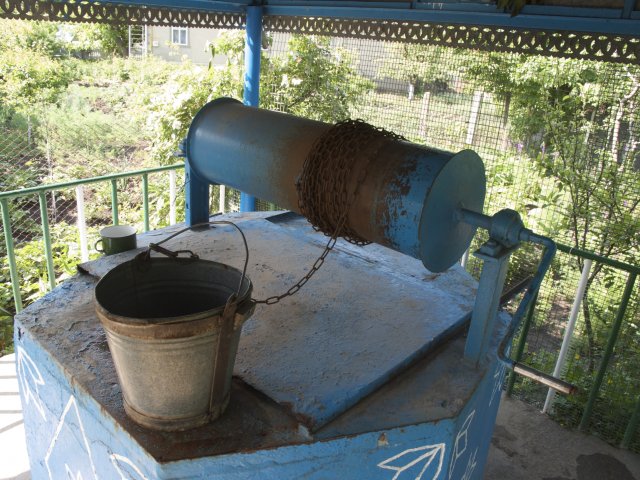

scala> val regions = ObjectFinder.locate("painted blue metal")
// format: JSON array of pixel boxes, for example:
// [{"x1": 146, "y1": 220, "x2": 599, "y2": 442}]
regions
[
  {"x1": 15, "y1": 213, "x2": 507, "y2": 479},
  {"x1": 229, "y1": 218, "x2": 478, "y2": 429},
  {"x1": 623, "y1": 0, "x2": 635, "y2": 18},
  {"x1": 518, "y1": 5, "x2": 626, "y2": 18},
  {"x1": 34, "y1": 0, "x2": 639, "y2": 36},
  {"x1": 93, "y1": 0, "x2": 249, "y2": 12},
  {"x1": 268, "y1": 0, "x2": 412, "y2": 8},
  {"x1": 185, "y1": 158, "x2": 211, "y2": 226},
  {"x1": 15, "y1": 325, "x2": 505, "y2": 480},
  {"x1": 239, "y1": 5, "x2": 263, "y2": 213},
  {"x1": 185, "y1": 99, "x2": 485, "y2": 272},
  {"x1": 498, "y1": 230, "x2": 557, "y2": 371},
  {"x1": 261, "y1": 5, "x2": 640, "y2": 35},
  {"x1": 413, "y1": 2, "x2": 625, "y2": 19},
  {"x1": 464, "y1": 242, "x2": 512, "y2": 365}
]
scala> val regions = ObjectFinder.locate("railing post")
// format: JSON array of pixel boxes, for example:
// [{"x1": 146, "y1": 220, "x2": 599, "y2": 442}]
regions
[
  {"x1": 543, "y1": 259, "x2": 592, "y2": 414},
  {"x1": 466, "y1": 91, "x2": 484, "y2": 145},
  {"x1": 579, "y1": 272, "x2": 637, "y2": 431},
  {"x1": 239, "y1": 4, "x2": 263, "y2": 213},
  {"x1": 622, "y1": 393, "x2": 640, "y2": 449},
  {"x1": 0, "y1": 199, "x2": 23, "y2": 312},
  {"x1": 75, "y1": 186, "x2": 89, "y2": 262},
  {"x1": 110, "y1": 179, "x2": 119, "y2": 225},
  {"x1": 142, "y1": 173, "x2": 150, "y2": 232},
  {"x1": 505, "y1": 292, "x2": 537, "y2": 396},
  {"x1": 219, "y1": 184, "x2": 226, "y2": 214},
  {"x1": 418, "y1": 91, "x2": 431, "y2": 139},
  {"x1": 38, "y1": 191, "x2": 56, "y2": 291},
  {"x1": 169, "y1": 169, "x2": 177, "y2": 225}
]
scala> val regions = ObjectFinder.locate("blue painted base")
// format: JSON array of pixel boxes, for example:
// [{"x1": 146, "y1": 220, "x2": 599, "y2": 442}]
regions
[{"x1": 15, "y1": 213, "x2": 507, "y2": 480}]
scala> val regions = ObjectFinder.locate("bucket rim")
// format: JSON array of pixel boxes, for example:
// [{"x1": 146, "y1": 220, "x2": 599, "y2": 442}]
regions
[{"x1": 94, "y1": 257, "x2": 253, "y2": 326}]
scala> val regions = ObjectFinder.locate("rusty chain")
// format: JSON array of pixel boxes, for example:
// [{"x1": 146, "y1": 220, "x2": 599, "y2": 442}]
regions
[{"x1": 253, "y1": 119, "x2": 404, "y2": 306}]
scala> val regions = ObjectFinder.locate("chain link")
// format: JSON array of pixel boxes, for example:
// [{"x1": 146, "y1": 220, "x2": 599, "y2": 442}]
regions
[{"x1": 254, "y1": 120, "x2": 403, "y2": 306}]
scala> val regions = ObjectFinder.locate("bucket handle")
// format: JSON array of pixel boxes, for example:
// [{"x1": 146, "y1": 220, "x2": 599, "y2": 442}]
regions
[{"x1": 136, "y1": 220, "x2": 250, "y2": 300}]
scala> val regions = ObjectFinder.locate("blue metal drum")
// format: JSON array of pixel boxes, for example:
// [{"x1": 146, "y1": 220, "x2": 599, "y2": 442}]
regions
[{"x1": 185, "y1": 98, "x2": 486, "y2": 272}]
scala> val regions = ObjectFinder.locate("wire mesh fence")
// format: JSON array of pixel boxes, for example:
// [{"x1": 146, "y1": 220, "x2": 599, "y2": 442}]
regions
[
  {"x1": 0, "y1": 23, "x2": 639, "y2": 452},
  {"x1": 264, "y1": 33, "x2": 640, "y2": 451}
]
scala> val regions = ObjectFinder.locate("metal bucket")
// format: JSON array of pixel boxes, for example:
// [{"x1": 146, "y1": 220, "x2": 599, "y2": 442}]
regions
[{"x1": 95, "y1": 257, "x2": 254, "y2": 431}]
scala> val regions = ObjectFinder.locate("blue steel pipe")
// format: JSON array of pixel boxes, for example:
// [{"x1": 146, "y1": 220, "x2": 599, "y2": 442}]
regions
[
  {"x1": 239, "y1": 5, "x2": 263, "y2": 213},
  {"x1": 499, "y1": 232, "x2": 577, "y2": 394},
  {"x1": 186, "y1": 98, "x2": 486, "y2": 272},
  {"x1": 459, "y1": 208, "x2": 575, "y2": 393}
]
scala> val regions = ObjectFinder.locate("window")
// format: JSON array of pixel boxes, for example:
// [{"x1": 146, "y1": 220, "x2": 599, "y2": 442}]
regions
[{"x1": 171, "y1": 27, "x2": 188, "y2": 46}]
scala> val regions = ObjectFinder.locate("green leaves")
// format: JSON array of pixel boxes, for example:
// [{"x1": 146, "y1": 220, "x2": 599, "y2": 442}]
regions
[
  {"x1": 261, "y1": 35, "x2": 373, "y2": 122},
  {"x1": 147, "y1": 33, "x2": 373, "y2": 165}
]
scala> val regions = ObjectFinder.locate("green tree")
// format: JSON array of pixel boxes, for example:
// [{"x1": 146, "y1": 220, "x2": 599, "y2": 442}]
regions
[
  {"x1": 379, "y1": 44, "x2": 458, "y2": 97},
  {"x1": 467, "y1": 53, "x2": 640, "y2": 368},
  {"x1": 60, "y1": 24, "x2": 129, "y2": 57},
  {"x1": 0, "y1": 20, "x2": 74, "y2": 116},
  {"x1": 260, "y1": 35, "x2": 373, "y2": 120},
  {"x1": 147, "y1": 32, "x2": 373, "y2": 164}
]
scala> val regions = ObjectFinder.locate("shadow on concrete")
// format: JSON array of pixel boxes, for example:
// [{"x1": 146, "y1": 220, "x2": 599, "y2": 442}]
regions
[{"x1": 486, "y1": 395, "x2": 640, "y2": 480}]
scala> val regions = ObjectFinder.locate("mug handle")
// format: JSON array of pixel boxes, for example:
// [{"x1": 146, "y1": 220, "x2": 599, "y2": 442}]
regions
[{"x1": 95, "y1": 239, "x2": 104, "y2": 253}]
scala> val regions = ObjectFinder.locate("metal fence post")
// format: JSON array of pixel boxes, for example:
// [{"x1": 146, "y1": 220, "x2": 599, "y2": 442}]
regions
[
  {"x1": 38, "y1": 191, "x2": 56, "y2": 291},
  {"x1": 110, "y1": 179, "x2": 119, "y2": 225},
  {"x1": 219, "y1": 184, "x2": 226, "y2": 214},
  {"x1": 169, "y1": 169, "x2": 177, "y2": 225},
  {"x1": 579, "y1": 272, "x2": 638, "y2": 431},
  {"x1": 0, "y1": 199, "x2": 23, "y2": 312},
  {"x1": 142, "y1": 173, "x2": 150, "y2": 232},
  {"x1": 466, "y1": 91, "x2": 484, "y2": 145},
  {"x1": 75, "y1": 186, "x2": 89, "y2": 262},
  {"x1": 543, "y1": 258, "x2": 592, "y2": 414},
  {"x1": 239, "y1": 5, "x2": 262, "y2": 213},
  {"x1": 418, "y1": 91, "x2": 431, "y2": 139},
  {"x1": 622, "y1": 394, "x2": 640, "y2": 449},
  {"x1": 505, "y1": 292, "x2": 538, "y2": 396}
]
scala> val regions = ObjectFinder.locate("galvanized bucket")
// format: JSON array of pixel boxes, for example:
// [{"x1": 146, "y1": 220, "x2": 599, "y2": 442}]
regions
[{"x1": 95, "y1": 256, "x2": 254, "y2": 431}]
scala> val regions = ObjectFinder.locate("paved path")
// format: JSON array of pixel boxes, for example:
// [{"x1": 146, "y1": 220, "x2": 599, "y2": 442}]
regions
[
  {"x1": 486, "y1": 395, "x2": 640, "y2": 480},
  {"x1": 1, "y1": 351, "x2": 639, "y2": 480}
]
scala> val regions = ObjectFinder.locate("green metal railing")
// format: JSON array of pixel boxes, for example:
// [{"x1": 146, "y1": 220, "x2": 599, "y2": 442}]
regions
[
  {"x1": 505, "y1": 242, "x2": 640, "y2": 448},
  {"x1": 0, "y1": 164, "x2": 184, "y2": 314},
  {"x1": 1, "y1": 161, "x2": 639, "y2": 448}
]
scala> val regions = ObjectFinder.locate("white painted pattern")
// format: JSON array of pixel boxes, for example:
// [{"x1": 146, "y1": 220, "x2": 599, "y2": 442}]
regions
[
  {"x1": 45, "y1": 396, "x2": 98, "y2": 480},
  {"x1": 448, "y1": 410, "x2": 475, "y2": 480},
  {"x1": 110, "y1": 453, "x2": 150, "y2": 480},
  {"x1": 378, "y1": 443, "x2": 446, "y2": 480},
  {"x1": 460, "y1": 448, "x2": 478, "y2": 480},
  {"x1": 65, "y1": 464, "x2": 85, "y2": 480},
  {"x1": 16, "y1": 346, "x2": 47, "y2": 421},
  {"x1": 489, "y1": 364, "x2": 507, "y2": 407}
]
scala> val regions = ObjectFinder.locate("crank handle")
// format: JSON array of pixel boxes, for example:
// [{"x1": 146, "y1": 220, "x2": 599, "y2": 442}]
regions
[{"x1": 510, "y1": 362, "x2": 578, "y2": 395}]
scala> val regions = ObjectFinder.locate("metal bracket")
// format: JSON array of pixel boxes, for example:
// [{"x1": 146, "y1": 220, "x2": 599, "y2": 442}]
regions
[
  {"x1": 464, "y1": 239, "x2": 515, "y2": 365},
  {"x1": 460, "y1": 208, "x2": 577, "y2": 395}
]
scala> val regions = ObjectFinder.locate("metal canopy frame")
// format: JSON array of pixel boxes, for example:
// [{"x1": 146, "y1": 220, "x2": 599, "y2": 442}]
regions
[
  {"x1": 2, "y1": 1, "x2": 639, "y2": 65},
  {"x1": 2, "y1": 0, "x2": 639, "y2": 36}
]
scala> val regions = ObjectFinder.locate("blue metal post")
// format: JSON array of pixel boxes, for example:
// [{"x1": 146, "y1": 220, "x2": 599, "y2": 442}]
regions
[
  {"x1": 185, "y1": 158, "x2": 210, "y2": 226},
  {"x1": 239, "y1": 4, "x2": 263, "y2": 213},
  {"x1": 464, "y1": 241, "x2": 512, "y2": 365}
]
